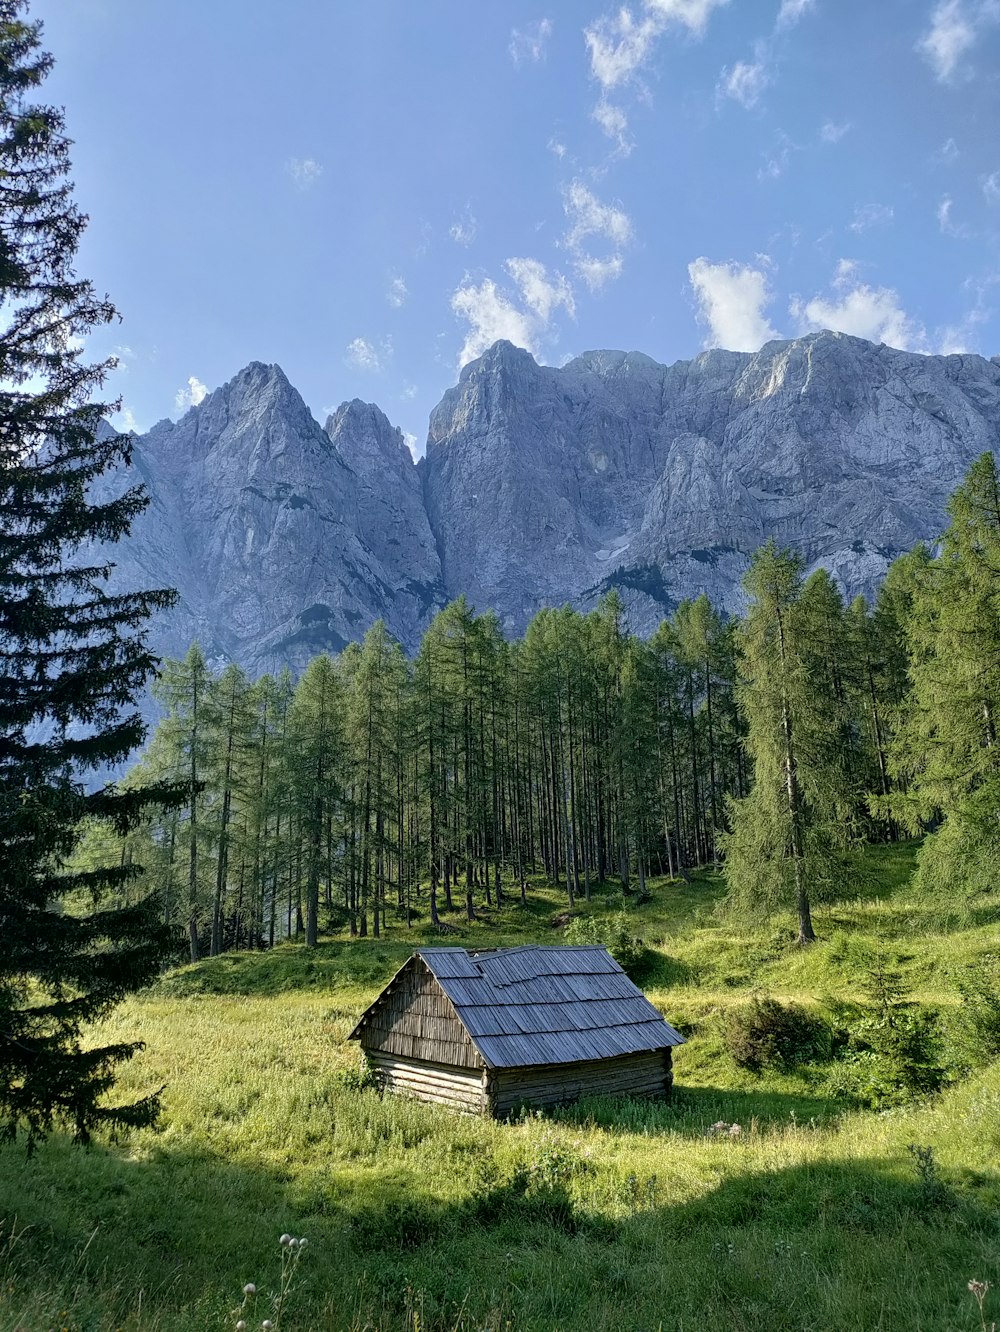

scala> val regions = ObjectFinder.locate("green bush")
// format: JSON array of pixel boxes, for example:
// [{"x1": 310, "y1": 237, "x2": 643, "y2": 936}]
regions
[
  {"x1": 722, "y1": 995, "x2": 832, "y2": 1072},
  {"x1": 955, "y1": 954, "x2": 1000, "y2": 1064},
  {"x1": 565, "y1": 910, "x2": 645, "y2": 974},
  {"x1": 837, "y1": 954, "x2": 950, "y2": 1108}
]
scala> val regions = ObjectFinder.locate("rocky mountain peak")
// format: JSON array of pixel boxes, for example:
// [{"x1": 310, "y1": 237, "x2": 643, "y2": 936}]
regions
[{"x1": 104, "y1": 333, "x2": 1000, "y2": 712}]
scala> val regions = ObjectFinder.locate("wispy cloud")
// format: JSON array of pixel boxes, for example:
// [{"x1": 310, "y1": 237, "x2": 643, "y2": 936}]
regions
[
  {"x1": 592, "y1": 99, "x2": 632, "y2": 153},
  {"x1": 584, "y1": 0, "x2": 728, "y2": 91},
  {"x1": 820, "y1": 120, "x2": 851, "y2": 143},
  {"x1": 449, "y1": 211, "x2": 477, "y2": 247},
  {"x1": 776, "y1": 0, "x2": 816, "y2": 26},
  {"x1": 688, "y1": 257, "x2": 780, "y2": 351},
  {"x1": 937, "y1": 195, "x2": 973, "y2": 237},
  {"x1": 718, "y1": 55, "x2": 770, "y2": 108},
  {"x1": 917, "y1": 0, "x2": 998, "y2": 80},
  {"x1": 387, "y1": 275, "x2": 408, "y2": 308},
  {"x1": 510, "y1": 18, "x2": 553, "y2": 64},
  {"x1": 286, "y1": 157, "x2": 323, "y2": 190},
  {"x1": 451, "y1": 257, "x2": 575, "y2": 367},
  {"x1": 345, "y1": 337, "x2": 393, "y2": 372},
  {"x1": 562, "y1": 180, "x2": 632, "y2": 288},
  {"x1": 175, "y1": 376, "x2": 208, "y2": 412},
  {"x1": 402, "y1": 431, "x2": 420, "y2": 460},
  {"x1": 983, "y1": 171, "x2": 1000, "y2": 203},
  {"x1": 849, "y1": 203, "x2": 894, "y2": 233}
]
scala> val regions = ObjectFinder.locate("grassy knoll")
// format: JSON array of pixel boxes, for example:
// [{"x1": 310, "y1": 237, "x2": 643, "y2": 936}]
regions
[{"x1": 3, "y1": 844, "x2": 1000, "y2": 1331}]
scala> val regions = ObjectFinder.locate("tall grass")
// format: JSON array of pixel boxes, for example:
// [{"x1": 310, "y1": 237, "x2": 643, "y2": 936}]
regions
[{"x1": 2, "y1": 843, "x2": 999, "y2": 1330}]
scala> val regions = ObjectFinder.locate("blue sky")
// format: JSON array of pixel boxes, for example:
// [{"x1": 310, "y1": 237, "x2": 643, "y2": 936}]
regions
[{"x1": 35, "y1": 0, "x2": 1000, "y2": 456}]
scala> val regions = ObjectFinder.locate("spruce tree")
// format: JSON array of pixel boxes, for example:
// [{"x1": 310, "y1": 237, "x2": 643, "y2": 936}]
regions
[{"x1": 0, "y1": 4, "x2": 179, "y2": 1146}]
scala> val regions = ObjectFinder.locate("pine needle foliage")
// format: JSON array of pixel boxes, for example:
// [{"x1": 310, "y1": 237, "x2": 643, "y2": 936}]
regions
[{"x1": 0, "y1": 2, "x2": 180, "y2": 1149}]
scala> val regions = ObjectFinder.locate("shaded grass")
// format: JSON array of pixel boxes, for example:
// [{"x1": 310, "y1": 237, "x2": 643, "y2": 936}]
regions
[{"x1": 3, "y1": 840, "x2": 1000, "y2": 1330}]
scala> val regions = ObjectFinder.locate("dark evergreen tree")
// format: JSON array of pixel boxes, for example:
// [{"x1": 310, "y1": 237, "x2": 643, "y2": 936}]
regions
[{"x1": 0, "y1": 4, "x2": 179, "y2": 1147}]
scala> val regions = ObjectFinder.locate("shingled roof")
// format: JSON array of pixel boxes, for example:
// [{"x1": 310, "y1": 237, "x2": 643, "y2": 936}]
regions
[{"x1": 350, "y1": 944, "x2": 685, "y2": 1070}]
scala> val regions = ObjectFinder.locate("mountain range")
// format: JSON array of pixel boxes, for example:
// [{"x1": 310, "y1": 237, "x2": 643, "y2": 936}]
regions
[{"x1": 101, "y1": 330, "x2": 1000, "y2": 676}]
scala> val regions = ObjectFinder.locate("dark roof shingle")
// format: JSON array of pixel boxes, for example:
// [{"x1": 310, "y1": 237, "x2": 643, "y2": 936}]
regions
[{"x1": 366, "y1": 944, "x2": 685, "y2": 1069}]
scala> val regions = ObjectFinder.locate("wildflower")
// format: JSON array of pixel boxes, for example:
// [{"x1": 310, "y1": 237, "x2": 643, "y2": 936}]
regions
[
  {"x1": 262, "y1": 1323, "x2": 274, "y2": 1330},
  {"x1": 243, "y1": 1284, "x2": 256, "y2": 1296},
  {"x1": 279, "y1": 1233, "x2": 292, "y2": 1246},
  {"x1": 236, "y1": 1322, "x2": 247, "y2": 1331},
  {"x1": 288, "y1": 1237, "x2": 298, "y2": 1250},
  {"x1": 298, "y1": 1237, "x2": 308, "y2": 1248}
]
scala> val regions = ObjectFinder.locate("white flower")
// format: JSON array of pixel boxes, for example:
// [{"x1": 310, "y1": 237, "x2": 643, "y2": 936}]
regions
[
  {"x1": 262, "y1": 1322, "x2": 274, "y2": 1330},
  {"x1": 279, "y1": 1233, "x2": 292, "y2": 1246},
  {"x1": 297, "y1": 1237, "x2": 308, "y2": 1248},
  {"x1": 236, "y1": 1322, "x2": 247, "y2": 1331},
  {"x1": 288, "y1": 1237, "x2": 298, "y2": 1249},
  {"x1": 243, "y1": 1283, "x2": 256, "y2": 1296}
]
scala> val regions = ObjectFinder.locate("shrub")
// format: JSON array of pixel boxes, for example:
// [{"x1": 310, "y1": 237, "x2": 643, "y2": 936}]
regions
[
  {"x1": 722, "y1": 995, "x2": 832, "y2": 1072},
  {"x1": 838, "y1": 953, "x2": 949, "y2": 1108},
  {"x1": 565, "y1": 911, "x2": 644, "y2": 974},
  {"x1": 955, "y1": 954, "x2": 1000, "y2": 1064}
]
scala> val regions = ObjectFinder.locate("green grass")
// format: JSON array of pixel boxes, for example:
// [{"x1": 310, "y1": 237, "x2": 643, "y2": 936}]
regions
[{"x1": 3, "y1": 843, "x2": 1000, "y2": 1331}]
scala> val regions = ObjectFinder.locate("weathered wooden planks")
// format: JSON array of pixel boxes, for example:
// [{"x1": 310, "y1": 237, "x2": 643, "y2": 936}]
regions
[{"x1": 367, "y1": 1052, "x2": 485, "y2": 1113}]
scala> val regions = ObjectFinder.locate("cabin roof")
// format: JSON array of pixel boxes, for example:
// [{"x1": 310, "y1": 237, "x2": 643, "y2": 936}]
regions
[{"x1": 350, "y1": 944, "x2": 685, "y2": 1070}]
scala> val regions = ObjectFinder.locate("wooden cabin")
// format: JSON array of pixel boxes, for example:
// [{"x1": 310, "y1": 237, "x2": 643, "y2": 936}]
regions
[{"x1": 348, "y1": 944, "x2": 685, "y2": 1116}]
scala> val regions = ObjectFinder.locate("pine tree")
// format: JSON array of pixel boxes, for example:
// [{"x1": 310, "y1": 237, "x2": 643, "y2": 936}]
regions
[
  {"x1": 890, "y1": 455, "x2": 1000, "y2": 896},
  {"x1": 0, "y1": 5, "x2": 180, "y2": 1147}
]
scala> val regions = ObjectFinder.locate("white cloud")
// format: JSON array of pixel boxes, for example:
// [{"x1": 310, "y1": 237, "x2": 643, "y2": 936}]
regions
[
  {"x1": 387, "y1": 275, "x2": 408, "y2": 308},
  {"x1": 400, "y1": 382, "x2": 418, "y2": 401},
  {"x1": 983, "y1": 170, "x2": 1000, "y2": 203},
  {"x1": 833, "y1": 257, "x2": 860, "y2": 287},
  {"x1": 402, "y1": 431, "x2": 420, "y2": 460},
  {"x1": 776, "y1": 0, "x2": 815, "y2": 26},
  {"x1": 584, "y1": 0, "x2": 728, "y2": 91},
  {"x1": 849, "y1": 203, "x2": 894, "y2": 233},
  {"x1": 510, "y1": 18, "x2": 553, "y2": 64},
  {"x1": 175, "y1": 376, "x2": 208, "y2": 412},
  {"x1": 718, "y1": 57, "x2": 770, "y2": 108},
  {"x1": 450, "y1": 212, "x2": 477, "y2": 246},
  {"x1": 286, "y1": 157, "x2": 323, "y2": 190},
  {"x1": 688, "y1": 257, "x2": 780, "y2": 351},
  {"x1": 592, "y1": 99, "x2": 632, "y2": 152},
  {"x1": 506, "y1": 257, "x2": 576, "y2": 322},
  {"x1": 563, "y1": 180, "x2": 632, "y2": 251},
  {"x1": 116, "y1": 405, "x2": 141, "y2": 434},
  {"x1": 645, "y1": 0, "x2": 730, "y2": 35},
  {"x1": 345, "y1": 336, "x2": 393, "y2": 372},
  {"x1": 935, "y1": 136, "x2": 960, "y2": 162},
  {"x1": 937, "y1": 194, "x2": 973, "y2": 237},
  {"x1": 562, "y1": 180, "x2": 632, "y2": 288},
  {"x1": 918, "y1": 0, "x2": 977, "y2": 79},
  {"x1": 575, "y1": 254, "x2": 625, "y2": 290},
  {"x1": 451, "y1": 279, "x2": 538, "y2": 368},
  {"x1": 791, "y1": 280, "x2": 922, "y2": 350},
  {"x1": 820, "y1": 120, "x2": 851, "y2": 143},
  {"x1": 548, "y1": 138, "x2": 568, "y2": 158},
  {"x1": 451, "y1": 258, "x2": 575, "y2": 368}
]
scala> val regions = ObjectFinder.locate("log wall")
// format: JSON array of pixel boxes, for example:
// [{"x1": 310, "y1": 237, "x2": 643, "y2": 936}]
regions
[
  {"x1": 359, "y1": 959, "x2": 482, "y2": 1070},
  {"x1": 366, "y1": 1051, "x2": 486, "y2": 1113},
  {"x1": 488, "y1": 1049, "x2": 672, "y2": 1116}
]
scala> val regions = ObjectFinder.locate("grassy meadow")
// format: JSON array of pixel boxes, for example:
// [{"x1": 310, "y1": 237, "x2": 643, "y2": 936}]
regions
[{"x1": 3, "y1": 844, "x2": 1000, "y2": 1332}]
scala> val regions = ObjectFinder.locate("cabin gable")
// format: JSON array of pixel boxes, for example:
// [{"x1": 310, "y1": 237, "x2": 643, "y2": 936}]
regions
[{"x1": 354, "y1": 956, "x2": 483, "y2": 1071}]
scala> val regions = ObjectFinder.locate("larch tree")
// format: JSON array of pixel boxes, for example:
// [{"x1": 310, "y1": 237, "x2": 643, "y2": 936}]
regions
[
  {"x1": 723, "y1": 542, "x2": 842, "y2": 944},
  {"x1": 0, "y1": 4, "x2": 181, "y2": 1147}
]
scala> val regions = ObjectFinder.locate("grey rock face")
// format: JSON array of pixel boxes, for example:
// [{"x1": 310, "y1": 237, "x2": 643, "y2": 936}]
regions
[
  {"x1": 106, "y1": 332, "x2": 1000, "y2": 682},
  {"x1": 103, "y1": 363, "x2": 442, "y2": 676},
  {"x1": 421, "y1": 332, "x2": 1000, "y2": 633}
]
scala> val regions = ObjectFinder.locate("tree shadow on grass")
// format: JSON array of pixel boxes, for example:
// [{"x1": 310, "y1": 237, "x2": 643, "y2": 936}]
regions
[{"x1": 2, "y1": 1113, "x2": 999, "y2": 1332}]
